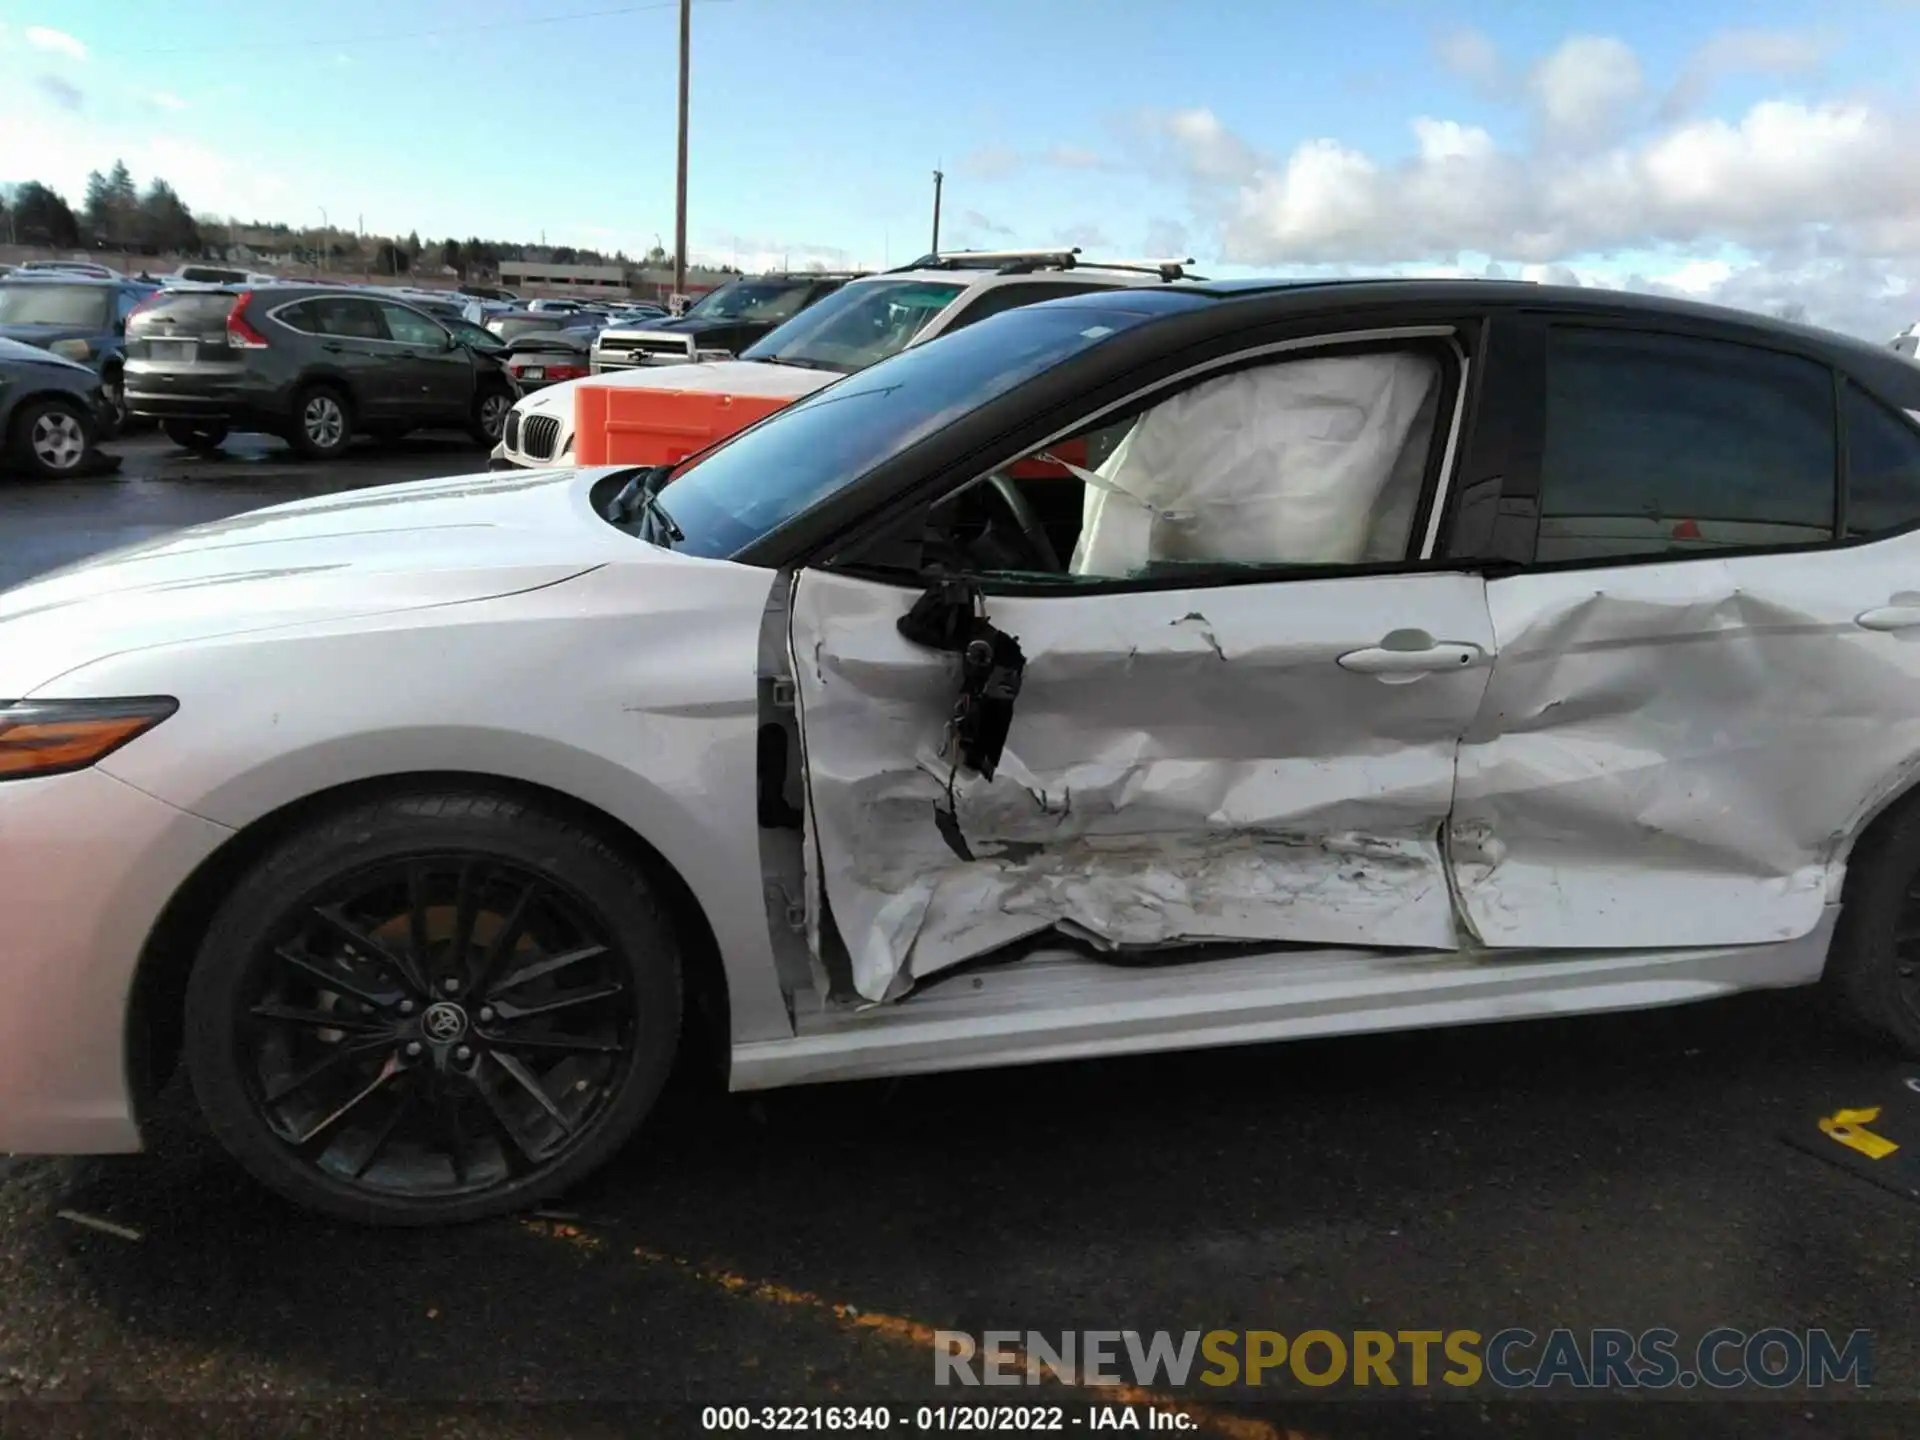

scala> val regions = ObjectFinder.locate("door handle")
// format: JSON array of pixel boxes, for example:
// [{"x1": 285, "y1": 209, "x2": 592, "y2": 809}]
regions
[
  {"x1": 1337, "y1": 640, "x2": 1486, "y2": 682},
  {"x1": 321, "y1": 342, "x2": 346, "y2": 353},
  {"x1": 1856, "y1": 605, "x2": 1920, "y2": 632}
]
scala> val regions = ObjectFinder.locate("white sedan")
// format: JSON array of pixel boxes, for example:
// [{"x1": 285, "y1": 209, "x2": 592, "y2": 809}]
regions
[{"x1": 6, "y1": 279, "x2": 1920, "y2": 1225}]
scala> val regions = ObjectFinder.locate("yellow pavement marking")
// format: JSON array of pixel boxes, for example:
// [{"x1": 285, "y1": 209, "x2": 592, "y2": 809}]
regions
[
  {"x1": 520, "y1": 1219, "x2": 1317, "y2": 1440},
  {"x1": 1819, "y1": 1106, "x2": 1900, "y2": 1160}
]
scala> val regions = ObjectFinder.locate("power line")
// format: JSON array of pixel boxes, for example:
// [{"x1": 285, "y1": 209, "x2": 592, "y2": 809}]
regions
[{"x1": 109, "y1": 0, "x2": 733, "y2": 57}]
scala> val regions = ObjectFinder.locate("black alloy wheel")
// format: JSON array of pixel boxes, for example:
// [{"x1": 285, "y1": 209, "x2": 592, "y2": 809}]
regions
[{"x1": 186, "y1": 793, "x2": 683, "y2": 1224}]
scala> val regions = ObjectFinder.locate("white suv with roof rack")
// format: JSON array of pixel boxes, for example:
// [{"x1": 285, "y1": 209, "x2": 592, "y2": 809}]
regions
[{"x1": 494, "y1": 248, "x2": 1196, "y2": 469}]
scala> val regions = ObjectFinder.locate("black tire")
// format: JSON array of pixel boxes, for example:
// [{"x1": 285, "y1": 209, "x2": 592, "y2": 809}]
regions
[
  {"x1": 287, "y1": 383, "x2": 353, "y2": 460},
  {"x1": 470, "y1": 386, "x2": 513, "y2": 446},
  {"x1": 7, "y1": 396, "x2": 95, "y2": 479},
  {"x1": 161, "y1": 419, "x2": 230, "y2": 453},
  {"x1": 184, "y1": 790, "x2": 684, "y2": 1225},
  {"x1": 1827, "y1": 800, "x2": 1920, "y2": 1056},
  {"x1": 99, "y1": 366, "x2": 127, "y2": 438}
]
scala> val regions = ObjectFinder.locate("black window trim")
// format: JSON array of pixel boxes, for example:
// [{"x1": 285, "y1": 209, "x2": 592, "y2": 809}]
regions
[
  {"x1": 1505, "y1": 314, "x2": 1920, "y2": 575},
  {"x1": 824, "y1": 322, "x2": 1483, "y2": 600}
]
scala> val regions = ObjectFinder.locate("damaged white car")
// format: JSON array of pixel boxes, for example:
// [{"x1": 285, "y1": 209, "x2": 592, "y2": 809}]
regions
[{"x1": 8, "y1": 278, "x2": 1920, "y2": 1225}]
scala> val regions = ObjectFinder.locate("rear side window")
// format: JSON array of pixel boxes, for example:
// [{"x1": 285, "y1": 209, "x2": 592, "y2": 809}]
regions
[
  {"x1": 126, "y1": 290, "x2": 236, "y2": 333},
  {"x1": 378, "y1": 303, "x2": 447, "y2": 346},
  {"x1": 1844, "y1": 384, "x2": 1920, "y2": 538},
  {"x1": 275, "y1": 301, "x2": 321, "y2": 333},
  {"x1": 310, "y1": 298, "x2": 389, "y2": 340},
  {"x1": 1536, "y1": 327, "x2": 1837, "y2": 563}
]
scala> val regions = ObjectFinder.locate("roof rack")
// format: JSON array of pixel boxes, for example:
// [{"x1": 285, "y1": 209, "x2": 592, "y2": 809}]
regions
[
  {"x1": 892, "y1": 247, "x2": 1083, "y2": 275},
  {"x1": 748, "y1": 269, "x2": 872, "y2": 280},
  {"x1": 1075, "y1": 256, "x2": 1198, "y2": 282}
]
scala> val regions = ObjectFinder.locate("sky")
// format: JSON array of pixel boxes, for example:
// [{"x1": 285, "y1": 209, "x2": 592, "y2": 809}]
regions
[{"x1": 4, "y1": 0, "x2": 1920, "y2": 336}]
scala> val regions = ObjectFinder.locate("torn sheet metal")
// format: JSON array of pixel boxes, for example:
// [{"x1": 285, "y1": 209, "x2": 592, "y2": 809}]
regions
[
  {"x1": 1454, "y1": 539, "x2": 1920, "y2": 949},
  {"x1": 1070, "y1": 352, "x2": 1439, "y2": 576},
  {"x1": 793, "y1": 567, "x2": 1496, "y2": 1002}
]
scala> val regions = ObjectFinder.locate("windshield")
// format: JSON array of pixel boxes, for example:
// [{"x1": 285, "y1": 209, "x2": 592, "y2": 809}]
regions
[
  {"x1": 686, "y1": 280, "x2": 814, "y2": 324},
  {"x1": 655, "y1": 302, "x2": 1150, "y2": 558},
  {"x1": 0, "y1": 283, "x2": 111, "y2": 328},
  {"x1": 741, "y1": 279, "x2": 964, "y2": 373}
]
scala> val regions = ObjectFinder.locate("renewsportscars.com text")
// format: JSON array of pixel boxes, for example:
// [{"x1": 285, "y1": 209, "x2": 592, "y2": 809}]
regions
[{"x1": 934, "y1": 1327, "x2": 1873, "y2": 1391}]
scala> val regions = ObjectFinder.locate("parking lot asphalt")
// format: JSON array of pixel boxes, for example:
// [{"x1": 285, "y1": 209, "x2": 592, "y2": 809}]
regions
[{"x1": 0, "y1": 435, "x2": 1917, "y2": 1437}]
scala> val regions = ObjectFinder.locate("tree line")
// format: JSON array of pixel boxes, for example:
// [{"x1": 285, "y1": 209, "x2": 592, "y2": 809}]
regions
[
  {"x1": 0, "y1": 161, "x2": 199, "y2": 254},
  {"x1": 1, "y1": 161, "x2": 743, "y2": 282}
]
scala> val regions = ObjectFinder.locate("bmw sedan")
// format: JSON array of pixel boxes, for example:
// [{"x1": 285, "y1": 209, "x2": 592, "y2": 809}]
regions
[{"x1": 6, "y1": 279, "x2": 1920, "y2": 1226}]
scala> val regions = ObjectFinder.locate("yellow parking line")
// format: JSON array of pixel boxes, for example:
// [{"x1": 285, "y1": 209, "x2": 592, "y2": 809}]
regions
[{"x1": 520, "y1": 1219, "x2": 1317, "y2": 1440}]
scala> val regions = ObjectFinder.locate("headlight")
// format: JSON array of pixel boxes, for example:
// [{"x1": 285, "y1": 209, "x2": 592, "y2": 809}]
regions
[
  {"x1": 0, "y1": 697, "x2": 178, "y2": 782},
  {"x1": 48, "y1": 339, "x2": 92, "y2": 361}
]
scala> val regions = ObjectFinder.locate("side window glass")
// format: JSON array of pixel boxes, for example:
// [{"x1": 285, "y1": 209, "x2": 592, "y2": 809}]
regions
[
  {"x1": 379, "y1": 303, "x2": 447, "y2": 347},
  {"x1": 314, "y1": 298, "x2": 388, "y2": 340},
  {"x1": 942, "y1": 282, "x2": 1110, "y2": 335},
  {"x1": 276, "y1": 301, "x2": 319, "y2": 333},
  {"x1": 1537, "y1": 328, "x2": 1836, "y2": 563},
  {"x1": 1844, "y1": 383, "x2": 1920, "y2": 538},
  {"x1": 920, "y1": 346, "x2": 1446, "y2": 581}
]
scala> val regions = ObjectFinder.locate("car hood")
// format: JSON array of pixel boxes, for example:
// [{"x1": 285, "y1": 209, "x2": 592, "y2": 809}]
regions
[
  {"x1": 0, "y1": 466, "x2": 649, "y2": 696},
  {"x1": 514, "y1": 358, "x2": 833, "y2": 417},
  {"x1": 0, "y1": 335, "x2": 96, "y2": 374}
]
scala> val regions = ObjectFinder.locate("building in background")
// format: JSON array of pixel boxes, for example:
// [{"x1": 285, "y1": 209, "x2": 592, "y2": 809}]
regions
[{"x1": 499, "y1": 261, "x2": 629, "y2": 294}]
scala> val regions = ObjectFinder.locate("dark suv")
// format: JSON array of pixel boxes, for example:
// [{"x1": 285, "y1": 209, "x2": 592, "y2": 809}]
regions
[
  {"x1": 123, "y1": 285, "x2": 518, "y2": 458},
  {"x1": 0, "y1": 276, "x2": 157, "y2": 431},
  {"x1": 590, "y1": 272, "x2": 862, "y2": 370}
]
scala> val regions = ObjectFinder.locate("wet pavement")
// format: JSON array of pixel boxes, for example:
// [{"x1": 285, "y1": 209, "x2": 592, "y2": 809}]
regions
[
  {"x1": 0, "y1": 435, "x2": 1917, "y2": 1436},
  {"x1": 0, "y1": 429, "x2": 493, "y2": 591}
]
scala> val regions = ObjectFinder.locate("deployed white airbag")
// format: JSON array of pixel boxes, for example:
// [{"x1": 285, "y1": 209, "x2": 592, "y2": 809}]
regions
[{"x1": 1070, "y1": 352, "x2": 1440, "y2": 576}]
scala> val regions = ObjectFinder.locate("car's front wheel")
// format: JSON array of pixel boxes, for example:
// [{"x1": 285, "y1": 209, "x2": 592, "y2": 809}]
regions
[
  {"x1": 471, "y1": 387, "x2": 513, "y2": 445},
  {"x1": 184, "y1": 790, "x2": 684, "y2": 1225},
  {"x1": 7, "y1": 397, "x2": 95, "y2": 479}
]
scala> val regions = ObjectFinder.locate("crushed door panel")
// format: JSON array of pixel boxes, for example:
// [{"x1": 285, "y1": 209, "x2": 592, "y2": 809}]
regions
[
  {"x1": 791, "y1": 567, "x2": 1499, "y2": 1001},
  {"x1": 1453, "y1": 536, "x2": 1920, "y2": 949}
]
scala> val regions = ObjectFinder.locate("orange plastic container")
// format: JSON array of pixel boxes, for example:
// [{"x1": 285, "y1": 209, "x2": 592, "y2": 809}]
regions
[{"x1": 573, "y1": 383, "x2": 794, "y2": 467}]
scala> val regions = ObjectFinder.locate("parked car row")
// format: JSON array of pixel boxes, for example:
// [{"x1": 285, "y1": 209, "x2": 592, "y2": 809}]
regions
[
  {"x1": 123, "y1": 284, "x2": 520, "y2": 458},
  {"x1": 498, "y1": 249, "x2": 1193, "y2": 468}
]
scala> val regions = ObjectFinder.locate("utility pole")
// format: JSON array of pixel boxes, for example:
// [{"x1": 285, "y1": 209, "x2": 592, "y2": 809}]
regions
[
  {"x1": 673, "y1": 0, "x2": 691, "y2": 299},
  {"x1": 930, "y1": 169, "x2": 944, "y2": 255}
]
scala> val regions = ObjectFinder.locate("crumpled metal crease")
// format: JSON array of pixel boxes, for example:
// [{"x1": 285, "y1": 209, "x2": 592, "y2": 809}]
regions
[
  {"x1": 1455, "y1": 548, "x2": 1920, "y2": 949},
  {"x1": 794, "y1": 569, "x2": 1483, "y2": 1002}
]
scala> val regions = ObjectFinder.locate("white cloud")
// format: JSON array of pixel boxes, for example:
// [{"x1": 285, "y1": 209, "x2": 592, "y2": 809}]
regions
[
  {"x1": 25, "y1": 26, "x2": 87, "y2": 61},
  {"x1": 1143, "y1": 33, "x2": 1920, "y2": 338},
  {"x1": 1527, "y1": 35, "x2": 1644, "y2": 142},
  {"x1": 1436, "y1": 29, "x2": 1503, "y2": 94},
  {"x1": 1663, "y1": 29, "x2": 1828, "y2": 118},
  {"x1": 146, "y1": 90, "x2": 189, "y2": 112},
  {"x1": 1653, "y1": 257, "x2": 1734, "y2": 294},
  {"x1": 1412, "y1": 118, "x2": 1496, "y2": 163}
]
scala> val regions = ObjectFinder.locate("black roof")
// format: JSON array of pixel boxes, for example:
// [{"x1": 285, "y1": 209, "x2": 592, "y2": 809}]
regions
[{"x1": 1024, "y1": 275, "x2": 1900, "y2": 374}]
